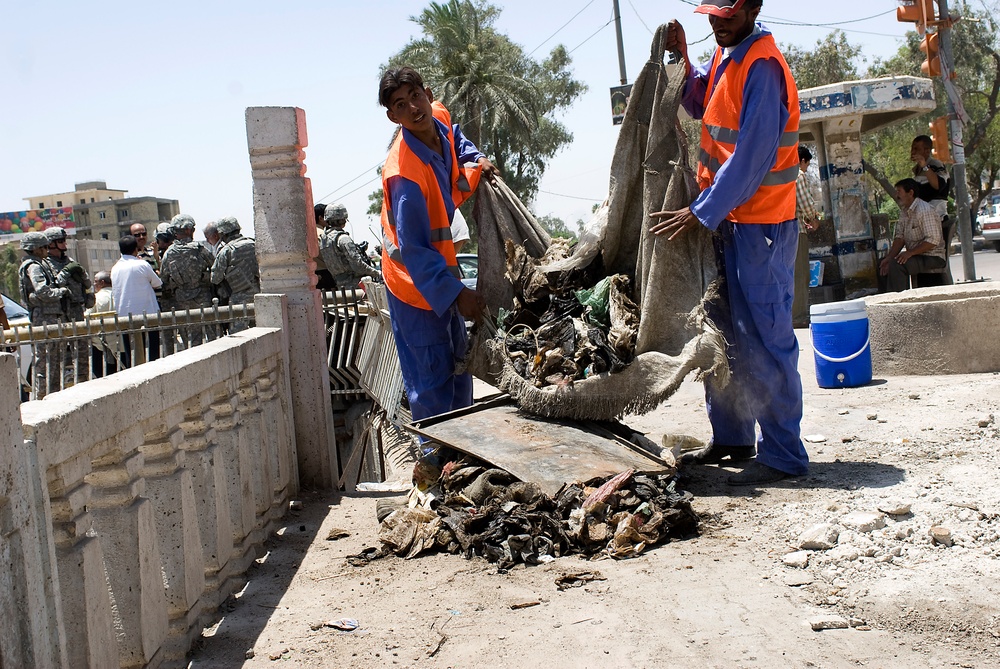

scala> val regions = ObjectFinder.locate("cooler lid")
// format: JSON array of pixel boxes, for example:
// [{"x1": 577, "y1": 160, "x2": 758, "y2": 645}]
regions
[{"x1": 810, "y1": 298, "x2": 867, "y2": 317}]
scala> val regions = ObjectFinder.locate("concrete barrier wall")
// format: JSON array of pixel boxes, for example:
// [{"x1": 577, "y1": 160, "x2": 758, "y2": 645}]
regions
[
  {"x1": 867, "y1": 283, "x2": 1000, "y2": 376},
  {"x1": 2, "y1": 319, "x2": 298, "y2": 668}
]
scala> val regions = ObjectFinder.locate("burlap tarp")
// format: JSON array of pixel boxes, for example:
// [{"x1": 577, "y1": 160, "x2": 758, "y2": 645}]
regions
[{"x1": 470, "y1": 24, "x2": 727, "y2": 421}]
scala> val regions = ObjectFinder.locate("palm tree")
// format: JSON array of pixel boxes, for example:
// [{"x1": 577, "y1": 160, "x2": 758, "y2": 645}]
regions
[
  {"x1": 394, "y1": 0, "x2": 540, "y2": 152},
  {"x1": 385, "y1": 0, "x2": 585, "y2": 204}
]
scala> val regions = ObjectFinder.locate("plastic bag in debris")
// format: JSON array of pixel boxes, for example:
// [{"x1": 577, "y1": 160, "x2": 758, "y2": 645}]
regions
[
  {"x1": 471, "y1": 24, "x2": 727, "y2": 421},
  {"x1": 575, "y1": 276, "x2": 612, "y2": 327}
]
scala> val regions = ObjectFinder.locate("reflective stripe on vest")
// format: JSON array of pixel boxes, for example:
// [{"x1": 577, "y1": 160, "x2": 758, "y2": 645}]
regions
[
  {"x1": 380, "y1": 101, "x2": 481, "y2": 309},
  {"x1": 697, "y1": 35, "x2": 800, "y2": 224}
]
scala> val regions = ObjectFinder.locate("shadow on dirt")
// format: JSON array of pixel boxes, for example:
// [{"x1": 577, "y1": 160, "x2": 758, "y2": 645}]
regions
[
  {"x1": 186, "y1": 491, "x2": 331, "y2": 667},
  {"x1": 678, "y1": 459, "x2": 906, "y2": 497}
]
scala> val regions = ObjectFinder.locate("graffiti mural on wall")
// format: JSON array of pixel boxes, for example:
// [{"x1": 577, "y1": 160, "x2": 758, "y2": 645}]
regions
[{"x1": 0, "y1": 207, "x2": 75, "y2": 236}]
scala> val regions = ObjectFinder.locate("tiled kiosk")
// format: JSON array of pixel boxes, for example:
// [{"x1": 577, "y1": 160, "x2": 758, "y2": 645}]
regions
[{"x1": 798, "y1": 76, "x2": 937, "y2": 300}]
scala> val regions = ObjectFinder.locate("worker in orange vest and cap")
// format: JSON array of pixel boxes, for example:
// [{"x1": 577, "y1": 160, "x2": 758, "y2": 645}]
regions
[{"x1": 650, "y1": 0, "x2": 809, "y2": 486}]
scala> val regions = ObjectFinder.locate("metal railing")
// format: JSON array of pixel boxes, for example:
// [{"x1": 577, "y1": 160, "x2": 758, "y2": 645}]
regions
[{"x1": 3, "y1": 303, "x2": 255, "y2": 399}]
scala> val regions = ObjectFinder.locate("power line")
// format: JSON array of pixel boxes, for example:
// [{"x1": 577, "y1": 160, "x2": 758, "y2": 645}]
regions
[
  {"x1": 569, "y1": 16, "x2": 617, "y2": 55},
  {"x1": 321, "y1": 0, "x2": 603, "y2": 203},
  {"x1": 627, "y1": 0, "x2": 654, "y2": 35},
  {"x1": 537, "y1": 189, "x2": 604, "y2": 202},
  {"x1": 528, "y1": 0, "x2": 597, "y2": 56},
  {"x1": 674, "y1": 0, "x2": 896, "y2": 28},
  {"x1": 759, "y1": 8, "x2": 897, "y2": 27},
  {"x1": 316, "y1": 162, "x2": 383, "y2": 204}
]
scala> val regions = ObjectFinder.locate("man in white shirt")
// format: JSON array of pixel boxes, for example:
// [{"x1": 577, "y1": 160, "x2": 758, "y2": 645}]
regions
[{"x1": 111, "y1": 235, "x2": 163, "y2": 363}]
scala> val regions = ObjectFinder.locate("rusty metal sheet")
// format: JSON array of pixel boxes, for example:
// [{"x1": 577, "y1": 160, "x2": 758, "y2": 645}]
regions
[{"x1": 408, "y1": 398, "x2": 670, "y2": 496}]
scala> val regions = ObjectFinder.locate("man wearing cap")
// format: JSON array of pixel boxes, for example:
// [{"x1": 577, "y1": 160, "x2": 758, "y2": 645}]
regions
[
  {"x1": 153, "y1": 223, "x2": 176, "y2": 313},
  {"x1": 18, "y1": 231, "x2": 71, "y2": 398},
  {"x1": 650, "y1": 0, "x2": 808, "y2": 485},
  {"x1": 320, "y1": 203, "x2": 382, "y2": 289},
  {"x1": 160, "y1": 213, "x2": 215, "y2": 344}
]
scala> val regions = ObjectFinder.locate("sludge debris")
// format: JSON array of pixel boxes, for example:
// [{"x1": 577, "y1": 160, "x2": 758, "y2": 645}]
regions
[
  {"x1": 350, "y1": 459, "x2": 699, "y2": 571},
  {"x1": 498, "y1": 239, "x2": 641, "y2": 389}
]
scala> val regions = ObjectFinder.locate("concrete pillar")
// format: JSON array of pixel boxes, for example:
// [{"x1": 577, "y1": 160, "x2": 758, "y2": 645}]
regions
[
  {"x1": 48, "y1": 464, "x2": 118, "y2": 669},
  {"x1": 237, "y1": 367, "x2": 269, "y2": 519},
  {"x1": 139, "y1": 413, "x2": 206, "y2": 661},
  {"x1": 0, "y1": 355, "x2": 69, "y2": 669},
  {"x1": 819, "y1": 115, "x2": 878, "y2": 296},
  {"x1": 178, "y1": 393, "x2": 233, "y2": 607},
  {"x1": 246, "y1": 107, "x2": 339, "y2": 490},
  {"x1": 211, "y1": 389, "x2": 254, "y2": 547},
  {"x1": 87, "y1": 440, "x2": 169, "y2": 668},
  {"x1": 254, "y1": 294, "x2": 300, "y2": 496}
]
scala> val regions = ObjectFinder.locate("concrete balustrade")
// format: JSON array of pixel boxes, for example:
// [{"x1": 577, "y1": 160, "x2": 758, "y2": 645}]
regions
[{"x1": 2, "y1": 295, "x2": 299, "y2": 668}]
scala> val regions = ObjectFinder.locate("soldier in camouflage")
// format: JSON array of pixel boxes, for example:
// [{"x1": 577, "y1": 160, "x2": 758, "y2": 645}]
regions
[
  {"x1": 319, "y1": 203, "x2": 382, "y2": 288},
  {"x1": 44, "y1": 226, "x2": 94, "y2": 387},
  {"x1": 18, "y1": 231, "x2": 71, "y2": 398},
  {"x1": 210, "y1": 217, "x2": 259, "y2": 332},
  {"x1": 153, "y1": 222, "x2": 176, "y2": 312},
  {"x1": 160, "y1": 213, "x2": 216, "y2": 345},
  {"x1": 44, "y1": 226, "x2": 94, "y2": 319}
]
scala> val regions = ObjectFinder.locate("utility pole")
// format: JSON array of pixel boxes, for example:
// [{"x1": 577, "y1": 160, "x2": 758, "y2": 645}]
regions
[
  {"x1": 936, "y1": 0, "x2": 977, "y2": 281},
  {"x1": 612, "y1": 0, "x2": 628, "y2": 85}
]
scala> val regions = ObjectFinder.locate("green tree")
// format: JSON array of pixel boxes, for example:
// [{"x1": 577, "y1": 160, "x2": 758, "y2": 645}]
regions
[
  {"x1": 783, "y1": 31, "x2": 864, "y2": 90},
  {"x1": 0, "y1": 244, "x2": 21, "y2": 304},
  {"x1": 386, "y1": 0, "x2": 585, "y2": 204},
  {"x1": 537, "y1": 214, "x2": 577, "y2": 242},
  {"x1": 864, "y1": 1, "x2": 1000, "y2": 213}
]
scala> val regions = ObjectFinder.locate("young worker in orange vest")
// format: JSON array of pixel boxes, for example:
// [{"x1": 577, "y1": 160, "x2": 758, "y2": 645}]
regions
[
  {"x1": 650, "y1": 0, "x2": 809, "y2": 485},
  {"x1": 377, "y1": 66, "x2": 497, "y2": 423}
]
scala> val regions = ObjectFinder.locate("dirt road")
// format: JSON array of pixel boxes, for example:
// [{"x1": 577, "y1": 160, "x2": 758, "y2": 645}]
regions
[{"x1": 189, "y1": 333, "x2": 1000, "y2": 668}]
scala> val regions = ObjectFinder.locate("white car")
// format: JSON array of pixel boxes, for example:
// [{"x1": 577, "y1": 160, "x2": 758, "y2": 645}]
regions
[
  {"x1": 981, "y1": 205, "x2": 1000, "y2": 252},
  {"x1": 457, "y1": 253, "x2": 479, "y2": 290},
  {"x1": 3, "y1": 294, "x2": 35, "y2": 398}
]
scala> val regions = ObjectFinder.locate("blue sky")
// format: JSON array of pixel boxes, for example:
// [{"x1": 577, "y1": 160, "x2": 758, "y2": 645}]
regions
[{"x1": 1, "y1": 1, "x2": 913, "y2": 247}]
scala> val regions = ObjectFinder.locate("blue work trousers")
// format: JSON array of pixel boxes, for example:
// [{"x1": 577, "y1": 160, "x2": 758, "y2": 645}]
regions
[
  {"x1": 704, "y1": 220, "x2": 809, "y2": 475},
  {"x1": 386, "y1": 291, "x2": 473, "y2": 422}
]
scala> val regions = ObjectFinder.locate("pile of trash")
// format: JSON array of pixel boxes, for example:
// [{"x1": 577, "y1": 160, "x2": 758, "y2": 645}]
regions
[
  {"x1": 356, "y1": 457, "x2": 699, "y2": 571},
  {"x1": 498, "y1": 239, "x2": 642, "y2": 389}
]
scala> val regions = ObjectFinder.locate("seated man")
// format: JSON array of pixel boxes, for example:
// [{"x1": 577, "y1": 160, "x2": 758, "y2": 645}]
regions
[{"x1": 880, "y1": 178, "x2": 946, "y2": 291}]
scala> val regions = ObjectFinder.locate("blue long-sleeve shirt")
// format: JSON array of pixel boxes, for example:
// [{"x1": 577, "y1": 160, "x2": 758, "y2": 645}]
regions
[
  {"x1": 385, "y1": 117, "x2": 484, "y2": 316},
  {"x1": 682, "y1": 25, "x2": 792, "y2": 230}
]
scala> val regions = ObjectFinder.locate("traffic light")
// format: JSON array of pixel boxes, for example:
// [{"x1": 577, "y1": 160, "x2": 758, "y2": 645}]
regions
[
  {"x1": 920, "y1": 32, "x2": 941, "y2": 77},
  {"x1": 929, "y1": 116, "x2": 952, "y2": 163},
  {"x1": 897, "y1": 0, "x2": 935, "y2": 32}
]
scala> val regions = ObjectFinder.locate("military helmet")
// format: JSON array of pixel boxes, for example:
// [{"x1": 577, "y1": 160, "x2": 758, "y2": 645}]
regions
[
  {"x1": 215, "y1": 216, "x2": 241, "y2": 235},
  {"x1": 20, "y1": 231, "x2": 51, "y2": 251},
  {"x1": 324, "y1": 203, "x2": 348, "y2": 223},
  {"x1": 154, "y1": 222, "x2": 174, "y2": 242},
  {"x1": 170, "y1": 213, "x2": 197, "y2": 233},
  {"x1": 44, "y1": 226, "x2": 68, "y2": 242}
]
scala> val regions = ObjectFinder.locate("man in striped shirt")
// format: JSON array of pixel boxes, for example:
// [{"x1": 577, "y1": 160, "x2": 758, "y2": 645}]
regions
[
  {"x1": 880, "y1": 178, "x2": 946, "y2": 291},
  {"x1": 793, "y1": 146, "x2": 820, "y2": 326}
]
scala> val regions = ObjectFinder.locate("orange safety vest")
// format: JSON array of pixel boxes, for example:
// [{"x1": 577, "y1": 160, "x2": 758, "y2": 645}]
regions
[
  {"x1": 380, "y1": 102, "x2": 482, "y2": 310},
  {"x1": 697, "y1": 34, "x2": 800, "y2": 224}
]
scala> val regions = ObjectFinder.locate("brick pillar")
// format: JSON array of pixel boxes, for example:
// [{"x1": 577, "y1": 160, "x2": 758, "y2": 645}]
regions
[{"x1": 245, "y1": 107, "x2": 339, "y2": 490}]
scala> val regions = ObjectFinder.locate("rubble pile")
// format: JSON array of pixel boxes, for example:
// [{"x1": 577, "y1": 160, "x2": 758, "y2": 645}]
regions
[
  {"x1": 498, "y1": 240, "x2": 641, "y2": 389},
  {"x1": 368, "y1": 461, "x2": 699, "y2": 570}
]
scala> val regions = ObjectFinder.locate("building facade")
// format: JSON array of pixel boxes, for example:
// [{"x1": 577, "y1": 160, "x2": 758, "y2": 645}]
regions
[{"x1": 24, "y1": 181, "x2": 180, "y2": 240}]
